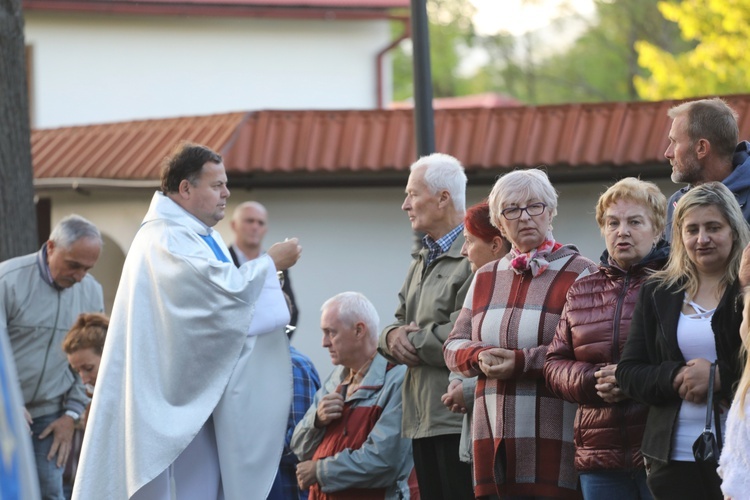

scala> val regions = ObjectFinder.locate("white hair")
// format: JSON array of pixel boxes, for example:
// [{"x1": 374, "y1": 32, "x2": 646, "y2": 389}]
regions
[
  {"x1": 411, "y1": 153, "x2": 467, "y2": 212},
  {"x1": 49, "y1": 215, "x2": 102, "y2": 248},
  {"x1": 488, "y1": 168, "x2": 558, "y2": 228},
  {"x1": 321, "y1": 291, "x2": 379, "y2": 340}
]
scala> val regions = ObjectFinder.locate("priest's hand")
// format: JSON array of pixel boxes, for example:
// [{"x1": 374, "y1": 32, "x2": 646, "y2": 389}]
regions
[
  {"x1": 478, "y1": 348, "x2": 516, "y2": 380},
  {"x1": 268, "y1": 238, "x2": 302, "y2": 270},
  {"x1": 296, "y1": 460, "x2": 318, "y2": 490},
  {"x1": 39, "y1": 414, "x2": 75, "y2": 467},
  {"x1": 386, "y1": 323, "x2": 420, "y2": 367},
  {"x1": 314, "y1": 393, "x2": 344, "y2": 428}
]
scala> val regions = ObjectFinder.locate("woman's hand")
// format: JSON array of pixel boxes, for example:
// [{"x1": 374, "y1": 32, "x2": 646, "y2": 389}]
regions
[
  {"x1": 594, "y1": 364, "x2": 627, "y2": 403},
  {"x1": 673, "y1": 358, "x2": 719, "y2": 403},
  {"x1": 441, "y1": 379, "x2": 467, "y2": 413},
  {"x1": 478, "y1": 348, "x2": 516, "y2": 380}
]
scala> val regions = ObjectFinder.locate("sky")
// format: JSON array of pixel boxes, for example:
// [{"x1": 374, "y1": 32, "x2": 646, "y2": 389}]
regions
[{"x1": 470, "y1": 0, "x2": 596, "y2": 36}]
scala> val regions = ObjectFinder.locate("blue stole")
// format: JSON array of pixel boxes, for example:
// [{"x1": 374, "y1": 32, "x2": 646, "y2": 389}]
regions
[
  {"x1": 199, "y1": 234, "x2": 230, "y2": 263},
  {"x1": 0, "y1": 337, "x2": 21, "y2": 499}
]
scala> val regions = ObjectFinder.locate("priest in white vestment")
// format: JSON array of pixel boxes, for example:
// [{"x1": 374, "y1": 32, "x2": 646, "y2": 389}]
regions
[{"x1": 72, "y1": 143, "x2": 301, "y2": 500}]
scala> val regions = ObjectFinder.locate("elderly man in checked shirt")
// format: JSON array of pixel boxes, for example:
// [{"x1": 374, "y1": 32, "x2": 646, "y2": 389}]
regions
[{"x1": 267, "y1": 324, "x2": 321, "y2": 500}]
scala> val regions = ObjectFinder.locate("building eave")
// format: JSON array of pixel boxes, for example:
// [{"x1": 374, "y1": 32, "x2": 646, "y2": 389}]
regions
[{"x1": 23, "y1": 0, "x2": 408, "y2": 20}]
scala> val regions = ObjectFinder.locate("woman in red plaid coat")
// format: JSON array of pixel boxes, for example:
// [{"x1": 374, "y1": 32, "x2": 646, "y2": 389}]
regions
[{"x1": 444, "y1": 168, "x2": 596, "y2": 499}]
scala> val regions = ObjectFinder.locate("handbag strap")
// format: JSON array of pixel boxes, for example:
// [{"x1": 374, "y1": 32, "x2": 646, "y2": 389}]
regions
[
  {"x1": 703, "y1": 361, "x2": 716, "y2": 432},
  {"x1": 714, "y1": 399, "x2": 723, "y2": 449}
]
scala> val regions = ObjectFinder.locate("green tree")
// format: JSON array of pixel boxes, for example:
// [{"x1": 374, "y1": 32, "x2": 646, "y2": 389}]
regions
[
  {"x1": 469, "y1": 0, "x2": 686, "y2": 104},
  {"x1": 635, "y1": 0, "x2": 750, "y2": 100},
  {"x1": 0, "y1": 0, "x2": 37, "y2": 261},
  {"x1": 392, "y1": 0, "x2": 476, "y2": 102}
]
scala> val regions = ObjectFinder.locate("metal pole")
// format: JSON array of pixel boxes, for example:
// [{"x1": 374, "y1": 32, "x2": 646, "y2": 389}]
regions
[{"x1": 410, "y1": 0, "x2": 435, "y2": 157}]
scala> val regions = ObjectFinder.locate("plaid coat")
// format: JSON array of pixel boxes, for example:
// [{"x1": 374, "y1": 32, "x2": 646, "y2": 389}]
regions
[{"x1": 444, "y1": 244, "x2": 596, "y2": 498}]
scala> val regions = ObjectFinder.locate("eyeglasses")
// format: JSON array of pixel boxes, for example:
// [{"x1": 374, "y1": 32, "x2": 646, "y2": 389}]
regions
[{"x1": 501, "y1": 202, "x2": 547, "y2": 220}]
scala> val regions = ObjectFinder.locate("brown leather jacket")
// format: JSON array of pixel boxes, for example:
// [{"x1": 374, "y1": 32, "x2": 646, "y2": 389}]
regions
[{"x1": 544, "y1": 243, "x2": 668, "y2": 472}]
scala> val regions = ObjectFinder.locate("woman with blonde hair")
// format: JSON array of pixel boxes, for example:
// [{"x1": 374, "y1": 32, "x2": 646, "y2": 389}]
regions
[
  {"x1": 617, "y1": 182, "x2": 749, "y2": 500},
  {"x1": 62, "y1": 313, "x2": 108, "y2": 391},
  {"x1": 61, "y1": 312, "x2": 108, "y2": 496},
  {"x1": 718, "y1": 261, "x2": 750, "y2": 500},
  {"x1": 545, "y1": 177, "x2": 668, "y2": 499},
  {"x1": 445, "y1": 168, "x2": 597, "y2": 499}
]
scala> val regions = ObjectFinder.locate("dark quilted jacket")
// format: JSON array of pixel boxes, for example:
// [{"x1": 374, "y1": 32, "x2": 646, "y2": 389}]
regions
[{"x1": 544, "y1": 242, "x2": 668, "y2": 471}]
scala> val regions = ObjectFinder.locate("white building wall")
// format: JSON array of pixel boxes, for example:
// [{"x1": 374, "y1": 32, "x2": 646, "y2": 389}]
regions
[
  {"x1": 43, "y1": 176, "x2": 676, "y2": 379},
  {"x1": 25, "y1": 12, "x2": 391, "y2": 128}
]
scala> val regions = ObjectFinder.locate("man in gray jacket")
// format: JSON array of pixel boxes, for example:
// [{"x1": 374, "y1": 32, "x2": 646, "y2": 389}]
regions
[{"x1": 0, "y1": 215, "x2": 103, "y2": 500}]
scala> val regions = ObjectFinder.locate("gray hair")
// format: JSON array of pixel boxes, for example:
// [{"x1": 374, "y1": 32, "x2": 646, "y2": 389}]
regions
[
  {"x1": 411, "y1": 153, "x2": 467, "y2": 212},
  {"x1": 488, "y1": 168, "x2": 558, "y2": 228},
  {"x1": 668, "y1": 98, "x2": 739, "y2": 159},
  {"x1": 321, "y1": 291, "x2": 379, "y2": 340},
  {"x1": 49, "y1": 215, "x2": 102, "y2": 249}
]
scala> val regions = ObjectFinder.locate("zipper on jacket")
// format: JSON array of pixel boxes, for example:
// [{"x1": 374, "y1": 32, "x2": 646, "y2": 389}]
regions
[{"x1": 611, "y1": 274, "x2": 631, "y2": 363}]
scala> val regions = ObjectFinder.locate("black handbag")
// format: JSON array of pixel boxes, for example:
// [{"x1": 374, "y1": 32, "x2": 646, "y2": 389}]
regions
[{"x1": 692, "y1": 361, "x2": 723, "y2": 464}]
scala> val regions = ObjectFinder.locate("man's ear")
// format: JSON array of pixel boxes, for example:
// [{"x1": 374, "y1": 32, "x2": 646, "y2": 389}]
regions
[
  {"x1": 355, "y1": 322, "x2": 366, "y2": 337},
  {"x1": 438, "y1": 189, "x2": 451, "y2": 208},
  {"x1": 695, "y1": 138, "x2": 710, "y2": 160},
  {"x1": 178, "y1": 179, "x2": 192, "y2": 199}
]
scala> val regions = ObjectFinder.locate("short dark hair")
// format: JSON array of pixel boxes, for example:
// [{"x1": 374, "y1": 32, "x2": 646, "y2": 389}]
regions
[
  {"x1": 668, "y1": 98, "x2": 739, "y2": 159},
  {"x1": 160, "y1": 142, "x2": 223, "y2": 194}
]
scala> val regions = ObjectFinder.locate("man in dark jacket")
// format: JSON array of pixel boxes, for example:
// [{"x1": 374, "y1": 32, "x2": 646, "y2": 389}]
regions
[{"x1": 665, "y1": 97, "x2": 750, "y2": 239}]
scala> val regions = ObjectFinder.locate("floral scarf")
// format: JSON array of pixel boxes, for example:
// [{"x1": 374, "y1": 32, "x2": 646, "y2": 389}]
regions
[{"x1": 509, "y1": 231, "x2": 561, "y2": 277}]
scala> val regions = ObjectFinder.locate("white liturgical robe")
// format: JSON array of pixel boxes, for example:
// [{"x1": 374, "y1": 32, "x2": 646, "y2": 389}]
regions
[{"x1": 72, "y1": 192, "x2": 292, "y2": 499}]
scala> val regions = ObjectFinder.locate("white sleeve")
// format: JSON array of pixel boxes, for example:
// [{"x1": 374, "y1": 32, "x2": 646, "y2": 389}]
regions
[{"x1": 245, "y1": 255, "x2": 291, "y2": 337}]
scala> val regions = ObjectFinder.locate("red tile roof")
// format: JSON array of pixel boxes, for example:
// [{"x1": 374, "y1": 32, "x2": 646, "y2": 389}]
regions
[
  {"x1": 31, "y1": 95, "x2": 750, "y2": 187},
  {"x1": 23, "y1": 0, "x2": 408, "y2": 19}
]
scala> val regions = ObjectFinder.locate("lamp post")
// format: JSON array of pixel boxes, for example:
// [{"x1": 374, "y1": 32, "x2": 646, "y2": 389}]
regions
[{"x1": 410, "y1": 0, "x2": 435, "y2": 157}]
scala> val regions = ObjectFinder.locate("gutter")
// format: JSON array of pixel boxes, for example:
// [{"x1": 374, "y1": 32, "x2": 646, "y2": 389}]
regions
[
  {"x1": 375, "y1": 16, "x2": 409, "y2": 109},
  {"x1": 34, "y1": 178, "x2": 160, "y2": 190}
]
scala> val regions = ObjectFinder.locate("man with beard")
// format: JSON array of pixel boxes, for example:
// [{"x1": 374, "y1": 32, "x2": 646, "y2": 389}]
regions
[{"x1": 664, "y1": 97, "x2": 750, "y2": 239}]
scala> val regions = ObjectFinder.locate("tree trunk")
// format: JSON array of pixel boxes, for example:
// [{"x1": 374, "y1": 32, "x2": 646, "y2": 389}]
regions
[{"x1": 0, "y1": 0, "x2": 37, "y2": 262}]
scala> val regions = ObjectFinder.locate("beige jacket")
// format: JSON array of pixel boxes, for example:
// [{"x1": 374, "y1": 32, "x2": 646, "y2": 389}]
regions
[{"x1": 378, "y1": 233, "x2": 472, "y2": 439}]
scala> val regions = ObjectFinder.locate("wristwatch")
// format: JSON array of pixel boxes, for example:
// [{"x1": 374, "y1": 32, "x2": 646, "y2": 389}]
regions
[{"x1": 64, "y1": 410, "x2": 81, "y2": 424}]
